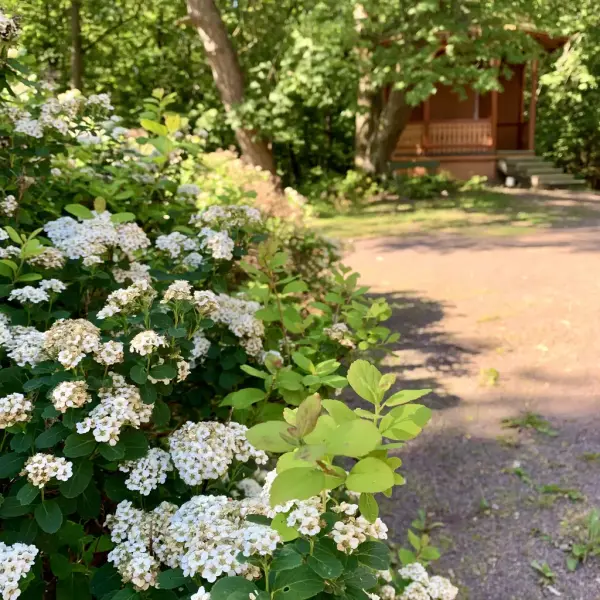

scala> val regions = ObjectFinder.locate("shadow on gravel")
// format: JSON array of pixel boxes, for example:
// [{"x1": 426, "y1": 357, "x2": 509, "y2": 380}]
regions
[
  {"x1": 366, "y1": 291, "x2": 486, "y2": 410},
  {"x1": 380, "y1": 416, "x2": 600, "y2": 600}
]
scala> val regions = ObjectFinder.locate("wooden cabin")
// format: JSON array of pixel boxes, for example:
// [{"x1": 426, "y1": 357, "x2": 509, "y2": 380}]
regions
[{"x1": 391, "y1": 31, "x2": 567, "y2": 181}]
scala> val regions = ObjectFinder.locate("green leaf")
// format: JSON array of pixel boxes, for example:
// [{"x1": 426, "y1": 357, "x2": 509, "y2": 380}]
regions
[
  {"x1": 156, "y1": 568, "x2": 189, "y2": 589},
  {"x1": 50, "y1": 553, "x2": 73, "y2": 579},
  {"x1": 241, "y1": 365, "x2": 268, "y2": 379},
  {"x1": 149, "y1": 364, "x2": 177, "y2": 380},
  {"x1": 35, "y1": 424, "x2": 68, "y2": 449},
  {"x1": 273, "y1": 565, "x2": 325, "y2": 600},
  {"x1": 63, "y1": 432, "x2": 96, "y2": 458},
  {"x1": 35, "y1": 499, "x2": 63, "y2": 533},
  {"x1": 110, "y1": 586, "x2": 139, "y2": 600},
  {"x1": 358, "y1": 493, "x2": 379, "y2": 523},
  {"x1": 4, "y1": 226, "x2": 22, "y2": 245},
  {"x1": 59, "y1": 460, "x2": 93, "y2": 498},
  {"x1": 346, "y1": 458, "x2": 395, "y2": 493},
  {"x1": 355, "y1": 541, "x2": 390, "y2": 570},
  {"x1": 129, "y1": 365, "x2": 147, "y2": 385},
  {"x1": 398, "y1": 548, "x2": 417, "y2": 565},
  {"x1": 292, "y1": 352, "x2": 315, "y2": 374},
  {"x1": 271, "y1": 545, "x2": 303, "y2": 571},
  {"x1": 307, "y1": 543, "x2": 344, "y2": 579},
  {"x1": 277, "y1": 370, "x2": 304, "y2": 391},
  {"x1": 322, "y1": 400, "x2": 357, "y2": 424},
  {"x1": 56, "y1": 573, "x2": 92, "y2": 600},
  {"x1": 110, "y1": 212, "x2": 137, "y2": 224},
  {"x1": 165, "y1": 114, "x2": 181, "y2": 133},
  {"x1": 282, "y1": 280, "x2": 308, "y2": 295},
  {"x1": 65, "y1": 204, "x2": 94, "y2": 220},
  {"x1": 152, "y1": 399, "x2": 171, "y2": 428},
  {"x1": 17, "y1": 273, "x2": 43, "y2": 282},
  {"x1": 340, "y1": 566, "x2": 377, "y2": 590},
  {"x1": 0, "y1": 263, "x2": 13, "y2": 278},
  {"x1": 210, "y1": 576, "x2": 256, "y2": 600},
  {"x1": 140, "y1": 119, "x2": 168, "y2": 136},
  {"x1": 121, "y1": 429, "x2": 149, "y2": 460},
  {"x1": 295, "y1": 394, "x2": 322, "y2": 438},
  {"x1": 17, "y1": 482, "x2": 40, "y2": 506},
  {"x1": 99, "y1": 442, "x2": 126, "y2": 461},
  {"x1": 271, "y1": 513, "x2": 300, "y2": 542},
  {"x1": 94, "y1": 197, "x2": 106, "y2": 213},
  {"x1": 269, "y1": 468, "x2": 325, "y2": 506},
  {"x1": 0, "y1": 452, "x2": 26, "y2": 477},
  {"x1": 385, "y1": 389, "x2": 432, "y2": 407},
  {"x1": 10, "y1": 432, "x2": 33, "y2": 453},
  {"x1": 246, "y1": 421, "x2": 296, "y2": 453},
  {"x1": 326, "y1": 420, "x2": 381, "y2": 457},
  {"x1": 0, "y1": 258, "x2": 18, "y2": 272},
  {"x1": 220, "y1": 388, "x2": 266, "y2": 409},
  {"x1": 347, "y1": 360, "x2": 382, "y2": 405},
  {"x1": 90, "y1": 564, "x2": 122, "y2": 598},
  {"x1": 408, "y1": 529, "x2": 421, "y2": 551},
  {"x1": 315, "y1": 360, "x2": 340, "y2": 377}
]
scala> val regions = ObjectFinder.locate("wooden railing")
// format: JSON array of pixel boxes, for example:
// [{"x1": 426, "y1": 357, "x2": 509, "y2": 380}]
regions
[{"x1": 395, "y1": 119, "x2": 493, "y2": 156}]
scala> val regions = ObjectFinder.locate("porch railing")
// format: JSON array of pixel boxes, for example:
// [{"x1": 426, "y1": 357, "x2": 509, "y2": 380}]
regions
[{"x1": 395, "y1": 119, "x2": 493, "y2": 156}]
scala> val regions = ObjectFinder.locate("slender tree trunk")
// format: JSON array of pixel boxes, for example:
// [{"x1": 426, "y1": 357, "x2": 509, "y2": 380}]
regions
[
  {"x1": 70, "y1": 0, "x2": 84, "y2": 90},
  {"x1": 186, "y1": 0, "x2": 276, "y2": 174}
]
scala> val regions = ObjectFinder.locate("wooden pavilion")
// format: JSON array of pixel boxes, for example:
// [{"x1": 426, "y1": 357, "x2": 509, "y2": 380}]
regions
[{"x1": 391, "y1": 31, "x2": 568, "y2": 180}]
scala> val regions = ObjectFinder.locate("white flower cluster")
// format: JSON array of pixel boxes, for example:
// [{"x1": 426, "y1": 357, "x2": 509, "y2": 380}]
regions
[
  {"x1": 97, "y1": 279, "x2": 157, "y2": 319},
  {"x1": 130, "y1": 330, "x2": 166, "y2": 356},
  {"x1": 161, "y1": 495, "x2": 277, "y2": 581},
  {"x1": 155, "y1": 232, "x2": 199, "y2": 259},
  {"x1": 162, "y1": 280, "x2": 193, "y2": 303},
  {"x1": 8, "y1": 286, "x2": 49, "y2": 305},
  {"x1": 113, "y1": 261, "x2": 151, "y2": 284},
  {"x1": 105, "y1": 495, "x2": 278, "y2": 591},
  {"x1": 0, "y1": 10, "x2": 21, "y2": 44},
  {"x1": 209, "y1": 293, "x2": 264, "y2": 358},
  {"x1": 177, "y1": 183, "x2": 200, "y2": 197},
  {"x1": 168, "y1": 421, "x2": 268, "y2": 486},
  {"x1": 76, "y1": 372, "x2": 152, "y2": 445},
  {"x1": 44, "y1": 211, "x2": 149, "y2": 264},
  {"x1": 324, "y1": 322, "x2": 356, "y2": 349},
  {"x1": 1, "y1": 324, "x2": 46, "y2": 367},
  {"x1": 397, "y1": 563, "x2": 458, "y2": 600},
  {"x1": 39, "y1": 278, "x2": 66, "y2": 294},
  {"x1": 0, "y1": 393, "x2": 32, "y2": 429},
  {"x1": 0, "y1": 542, "x2": 38, "y2": 600},
  {"x1": 119, "y1": 448, "x2": 173, "y2": 496},
  {"x1": 43, "y1": 318, "x2": 101, "y2": 369},
  {"x1": 331, "y1": 513, "x2": 388, "y2": 552},
  {"x1": 51, "y1": 380, "x2": 91, "y2": 413},
  {"x1": 106, "y1": 500, "x2": 176, "y2": 590},
  {"x1": 95, "y1": 340, "x2": 124, "y2": 365},
  {"x1": 198, "y1": 228, "x2": 235, "y2": 261},
  {"x1": 21, "y1": 453, "x2": 73, "y2": 488},
  {"x1": 86, "y1": 93, "x2": 114, "y2": 112},
  {"x1": 0, "y1": 194, "x2": 17, "y2": 217},
  {"x1": 27, "y1": 247, "x2": 66, "y2": 270},
  {"x1": 190, "y1": 331, "x2": 211, "y2": 364},
  {"x1": 190, "y1": 205, "x2": 261, "y2": 230}
]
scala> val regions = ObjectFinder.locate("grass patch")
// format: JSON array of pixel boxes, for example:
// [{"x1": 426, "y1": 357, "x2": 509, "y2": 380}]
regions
[{"x1": 310, "y1": 189, "x2": 600, "y2": 239}]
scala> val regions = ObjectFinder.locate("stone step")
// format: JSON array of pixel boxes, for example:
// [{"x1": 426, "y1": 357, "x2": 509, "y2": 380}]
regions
[
  {"x1": 530, "y1": 174, "x2": 586, "y2": 189},
  {"x1": 519, "y1": 165, "x2": 564, "y2": 175}
]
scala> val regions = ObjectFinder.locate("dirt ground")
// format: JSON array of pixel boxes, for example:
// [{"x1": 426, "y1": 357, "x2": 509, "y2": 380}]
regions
[{"x1": 344, "y1": 220, "x2": 600, "y2": 599}]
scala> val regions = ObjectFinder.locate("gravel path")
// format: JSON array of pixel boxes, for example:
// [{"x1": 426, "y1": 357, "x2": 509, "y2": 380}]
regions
[{"x1": 344, "y1": 226, "x2": 600, "y2": 600}]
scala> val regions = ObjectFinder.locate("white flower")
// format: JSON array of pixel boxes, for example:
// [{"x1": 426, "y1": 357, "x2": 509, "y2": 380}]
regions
[
  {"x1": 44, "y1": 319, "x2": 101, "y2": 369},
  {"x1": 51, "y1": 168, "x2": 62, "y2": 177},
  {"x1": 77, "y1": 132, "x2": 102, "y2": 145},
  {"x1": 39, "y1": 278, "x2": 66, "y2": 294},
  {"x1": 379, "y1": 585, "x2": 396, "y2": 600},
  {"x1": 28, "y1": 247, "x2": 66, "y2": 270},
  {"x1": 162, "y1": 280, "x2": 193, "y2": 303},
  {"x1": 191, "y1": 587, "x2": 211, "y2": 600},
  {"x1": 177, "y1": 183, "x2": 200, "y2": 197},
  {"x1": 427, "y1": 576, "x2": 458, "y2": 600},
  {"x1": 120, "y1": 448, "x2": 173, "y2": 496},
  {"x1": 398, "y1": 562, "x2": 429, "y2": 586},
  {"x1": 0, "y1": 194, "x2": 18, "y2": 217},
  {"x1": 97, "y1": 280, "x2": 156, "y2": 320},
  {"x1": 168, "y1": 421, "x2": 268, "y2": 486},
  {"x1": 86, "y1": 93, "x2": 114, "y2": 111},
  {"x1": 51, "y1": 380, "x2": 91, "y2": 413},
  {"x1": 22, "y1": 454, "x2": 73, "y2": 488},
  {"x1": 8, "y1": 286, "x2": 49, "y2": 305},
  {"x1": 94, "y1": 341, "x2": 124, "y2": 365},
  {"x1": 0, "y1": 542, "x2": 38, "y2": 600},
  {"x1": 130, "y1": 330, "x2": 166, "y2": 356},
  {"x1": 398, "y1": 582, "x2": 429, "y2": 600},
  {"x1": 198, "y1": 228, "x2": 234, "y2": 261},
  {"x1": 0, "y1": 393, "x2": 33, "y2": 429},
  {"x1": 76, "y1": 372, "x2": 152, "y2": 445},
  {"x1": 1, "y1": 325, "x2": 46, "y2": 367}
]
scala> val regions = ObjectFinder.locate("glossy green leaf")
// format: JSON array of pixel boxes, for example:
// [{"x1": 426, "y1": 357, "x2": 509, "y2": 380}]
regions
[
  {"x1": 220, "y1": 388, "x2": 265, "y2": 409},
  {"x1": 347, "y1": 360, "x2": 382, "y2": 404},
  {"x1": 35, "y1": 500, "x2": 63, "y2": 533},
  {"x1": 63, "y1": 433, "x2": 96, "y2": 458},
  {"x1": 269, "y1": 468, "x2": 325, "y2": 506},
  {"x1": 346, "y1": 458, "x2": 395, "y2": 493},
  {"x1": 246, "y1": 421, "x2": 296, "y2": 453},
  {"x1": 326, "y1": 420, "x2": 381, "y2": 457}
]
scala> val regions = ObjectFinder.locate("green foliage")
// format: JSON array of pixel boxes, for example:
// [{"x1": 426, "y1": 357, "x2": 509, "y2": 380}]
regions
[
  {"x1": 565, "y1": 509, "x2": 600, "y2": 571},
  {"x1": 397, "y1": 510, "x2": 443, "y2": 567}
]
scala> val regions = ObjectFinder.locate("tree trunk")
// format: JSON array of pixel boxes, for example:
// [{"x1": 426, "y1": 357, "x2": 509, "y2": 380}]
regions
[
  {"x1": 186, "y1": 0, "x2": 276, "y2": 174},
  {"x1": 70, "y1": 0, "x2": 84, "y2": 90}
]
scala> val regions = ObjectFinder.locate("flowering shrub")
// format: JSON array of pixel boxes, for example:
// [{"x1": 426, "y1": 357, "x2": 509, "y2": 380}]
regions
[{"x1": 0, "y1": 18, "x2": 458, "y2": 600}]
